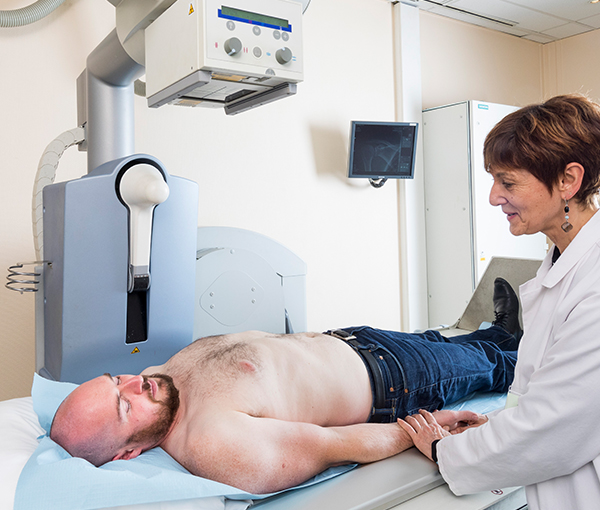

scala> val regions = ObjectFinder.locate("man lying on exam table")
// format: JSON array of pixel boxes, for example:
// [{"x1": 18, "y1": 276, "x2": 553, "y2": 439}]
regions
[{"x1": 50, "y1": 278, "x2": 521, "y2": 495}]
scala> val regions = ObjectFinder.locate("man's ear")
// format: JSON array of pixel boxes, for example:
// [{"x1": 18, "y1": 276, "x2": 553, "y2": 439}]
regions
[{"x1": 112, "y1": 447, "x2": 143, "y2": 461}]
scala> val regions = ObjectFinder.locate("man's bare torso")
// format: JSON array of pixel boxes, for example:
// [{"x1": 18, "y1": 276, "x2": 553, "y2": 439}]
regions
[{"x1": 142, "y1": 331, "x2": 372, "y2": 481}]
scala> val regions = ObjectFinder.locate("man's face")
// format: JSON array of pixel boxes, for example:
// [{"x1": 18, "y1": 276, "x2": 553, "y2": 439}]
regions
[
  {"x1": 108, "y1": 373, "x2": 180, "y2": 449},
  {"x1": 52, "y1": 372, "x2": 180, "y2": 463}
]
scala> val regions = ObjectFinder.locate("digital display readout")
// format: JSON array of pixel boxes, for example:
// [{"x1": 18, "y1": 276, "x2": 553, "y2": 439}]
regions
[{"x1": 220, "y1": 6, "x2": 290, "y2": 30}]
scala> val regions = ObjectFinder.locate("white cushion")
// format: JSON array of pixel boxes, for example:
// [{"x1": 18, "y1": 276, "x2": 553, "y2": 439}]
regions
[{"x1": 0, "y1": 397, "x2": 43, "y2": 510}]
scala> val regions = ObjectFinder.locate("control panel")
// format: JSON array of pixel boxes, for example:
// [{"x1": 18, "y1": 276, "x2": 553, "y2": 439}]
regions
[
  {"x1": 145, "y1": 0, "x2": 304, "y2": 109},
  {"x1": 206, "y1": 1, "x2": 301, "y2": 73}
]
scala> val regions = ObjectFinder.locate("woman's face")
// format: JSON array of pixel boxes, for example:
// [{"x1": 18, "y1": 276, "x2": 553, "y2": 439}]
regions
[{"x1": 488, "y1": 167, "x2": 563, "y2": 238}]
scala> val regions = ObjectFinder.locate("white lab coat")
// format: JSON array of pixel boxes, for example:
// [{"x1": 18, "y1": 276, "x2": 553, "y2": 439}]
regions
[{"x1": 437, "y1": 209, "x2": 600, "y2": 510}]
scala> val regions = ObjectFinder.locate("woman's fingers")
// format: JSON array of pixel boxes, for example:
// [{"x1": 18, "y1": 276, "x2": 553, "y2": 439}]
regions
[
  {"x1": 397, "y1": 418, "x2": 417, "y2": 437},
  {"x1": 406, "y1": 413, "x2": 428, "y2": 428},
  {"x1": 418, "y1": 409, "x2": 437, "y2": 424}
]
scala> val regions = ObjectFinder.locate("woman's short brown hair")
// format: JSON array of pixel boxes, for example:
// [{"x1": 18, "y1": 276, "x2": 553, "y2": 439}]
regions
[{"x1": 484, "y1": 94, "x2": 600, "y2": 207}]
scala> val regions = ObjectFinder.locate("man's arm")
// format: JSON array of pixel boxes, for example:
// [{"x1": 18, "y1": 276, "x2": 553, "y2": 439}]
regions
[{"x1": 179, "y1": 412, "x2": 413, "y2": 494}]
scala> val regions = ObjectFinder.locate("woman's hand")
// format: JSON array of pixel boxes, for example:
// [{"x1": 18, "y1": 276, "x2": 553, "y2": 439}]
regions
[
  {"x1": 397, "y1": 409, "x2": 451, "y2": 461},
  {"x1": 447, "y1": 412, "x2": 489, "y2": 434},
  {"x1": 431, "y1": 409, "x2": 488, "y2": 434}
]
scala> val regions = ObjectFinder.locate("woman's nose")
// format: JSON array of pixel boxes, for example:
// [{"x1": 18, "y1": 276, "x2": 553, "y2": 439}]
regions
[{"x1": 489, "y1": 182, "x2": 504, "y2": 206}]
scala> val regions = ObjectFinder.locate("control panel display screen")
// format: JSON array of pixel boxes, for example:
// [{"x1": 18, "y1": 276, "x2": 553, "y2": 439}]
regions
[{"x1": 220, "y1": 6, "x2": 290, "y2": 30}]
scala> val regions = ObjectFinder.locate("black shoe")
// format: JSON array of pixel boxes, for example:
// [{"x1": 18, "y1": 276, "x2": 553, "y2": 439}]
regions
[{"x1": 492, "y1": 277, "x2": 523, "y2": 341}]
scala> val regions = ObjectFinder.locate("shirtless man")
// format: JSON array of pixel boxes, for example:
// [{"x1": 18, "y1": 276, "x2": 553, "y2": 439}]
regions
[{"x1": 50, "y1": 279, "x2": 521, "y2": 494}]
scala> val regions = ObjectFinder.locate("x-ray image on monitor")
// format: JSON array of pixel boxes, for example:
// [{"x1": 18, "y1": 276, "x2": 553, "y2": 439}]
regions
[{"x1": 348, "y1": 121, "x2": 418, "y2": 180}]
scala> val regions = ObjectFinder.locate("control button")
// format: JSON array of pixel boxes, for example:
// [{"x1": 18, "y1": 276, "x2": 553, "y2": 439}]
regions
[
  {"x1": 226, "y1": 20, "x2": 235, "y2": 31},
  {"x1": 275, "y1": 47, "x2": 293, "y2": 65},
  {"x1": 282, "y1": 32, "x2": 289, "y2": 42},
  {"x1": 253, "y1": 26, "x2": 261, "y2": 36},
  {"x1": 253, "y1": 46, "x2": 262, "y2": 58},
  {"x1": 224, "y1": 37, "x2": 242, "y2": 56},
  {"x1": 273, "y1": 31, "x2": 281, "y2": 40}
]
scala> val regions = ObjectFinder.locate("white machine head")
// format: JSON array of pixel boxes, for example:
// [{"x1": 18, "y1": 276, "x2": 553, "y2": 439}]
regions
[{"x1": 118, "y1": 163, "x2": 169, "y2": 292}]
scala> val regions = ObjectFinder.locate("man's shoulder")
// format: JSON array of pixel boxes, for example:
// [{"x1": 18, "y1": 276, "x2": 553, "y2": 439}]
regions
[
  {"x1": 141, "y1": 364, "x2": 164, "y2": 375},
  {"x1": 164, "y1": 409, "x2": 260, "y2": 474},
  {"x1": 178, "y1": 406, "x2": 249, "y2": 437},
  {"x1": 163, "y1": 407, "x2": 238, "y2": 447}
]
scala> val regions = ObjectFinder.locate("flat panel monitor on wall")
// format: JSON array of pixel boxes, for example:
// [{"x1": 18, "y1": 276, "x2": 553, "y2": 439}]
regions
[{"x1": 348, "y1": 121, "x2": 418, "y2": 184}]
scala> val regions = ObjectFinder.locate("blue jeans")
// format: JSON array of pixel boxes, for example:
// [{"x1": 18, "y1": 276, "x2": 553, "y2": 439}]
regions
[{"x1": 337, "y1": 326, "x2": 517, "y2": 423}]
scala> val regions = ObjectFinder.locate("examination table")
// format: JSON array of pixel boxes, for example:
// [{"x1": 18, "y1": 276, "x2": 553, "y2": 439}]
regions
[{"x1": 2, "y1": 253, "x2": 537, "y2": 510}]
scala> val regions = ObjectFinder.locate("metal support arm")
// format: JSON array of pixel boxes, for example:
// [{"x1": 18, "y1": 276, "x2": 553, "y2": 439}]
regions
[{"x1": 79, "y1": 29, "x2": 144, "y2": 173}]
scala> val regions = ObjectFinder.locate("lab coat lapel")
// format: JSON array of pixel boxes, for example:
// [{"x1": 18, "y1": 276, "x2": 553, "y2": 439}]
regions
[
  {"x1": 515, "y1": 210, "x2": 600, "y2": 390},
  {"x1": 516, "y1": 252, "x2": 554, "y2": 386}
]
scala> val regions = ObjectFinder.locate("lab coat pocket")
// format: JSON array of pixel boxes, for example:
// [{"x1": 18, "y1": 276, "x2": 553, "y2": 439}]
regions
[{"x1": 505, "y1": 386, "x2": 522, "y2": 409}]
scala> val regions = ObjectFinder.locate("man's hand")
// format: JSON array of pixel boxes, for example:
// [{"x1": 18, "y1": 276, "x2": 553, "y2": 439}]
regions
[
  {"x1": 430, "y1": 409, "x2": 485, "y2": 433},
  {"x1": 397, "y1": 410, "x2": 450, "y2": 461}
]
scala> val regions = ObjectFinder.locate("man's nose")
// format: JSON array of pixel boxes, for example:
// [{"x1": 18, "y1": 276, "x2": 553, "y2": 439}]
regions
[{"x1": 120, "y1": 375, "x2": 144, "y2": 395}]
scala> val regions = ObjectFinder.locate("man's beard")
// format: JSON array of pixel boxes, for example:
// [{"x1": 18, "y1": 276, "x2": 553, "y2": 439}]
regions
[{"x1": 126, "y1": 373, "x2": 180, "y2": 447}]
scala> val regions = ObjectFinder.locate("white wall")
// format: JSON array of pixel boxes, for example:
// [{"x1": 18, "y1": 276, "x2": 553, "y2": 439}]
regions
[
  {"x1": 420, "y1": 11, "x2": 543, "y2": 110},
  {"x1": 0, "y1": 0, "x2": 399, "y2": 400},
  {"x1": 542, "y1": 29, "x2": 600, "y2": 102},
  {"x1": 2, "y1": 1, "x2": 599, "y2": 401}
]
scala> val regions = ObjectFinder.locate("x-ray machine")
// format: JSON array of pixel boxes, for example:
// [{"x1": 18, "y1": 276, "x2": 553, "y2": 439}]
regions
[{"x1": 19, "y1": 0, "x2": 308, "y2": 383}]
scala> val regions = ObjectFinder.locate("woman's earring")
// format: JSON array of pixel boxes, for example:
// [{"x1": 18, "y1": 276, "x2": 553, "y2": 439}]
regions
[{"x1": 562, "y1": 199, "x2": 573, "y2": 233}]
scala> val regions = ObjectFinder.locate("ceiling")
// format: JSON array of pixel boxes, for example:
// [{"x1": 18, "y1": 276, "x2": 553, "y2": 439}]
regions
[{"x1": 409, "y1": 0, "x2": 600, "y2": 43}]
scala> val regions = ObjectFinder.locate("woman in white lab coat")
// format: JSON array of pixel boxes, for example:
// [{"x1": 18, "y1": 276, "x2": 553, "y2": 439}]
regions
[{"x1": 398, "y1": 94, "x2": 600, "y2": 510}]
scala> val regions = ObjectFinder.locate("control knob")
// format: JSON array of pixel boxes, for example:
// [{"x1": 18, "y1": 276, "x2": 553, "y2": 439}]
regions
[
  {"x1": 275, "y1": 47, "x2": 293, "y2": 65},
  {"x1": 224, "y1": 37, "x2": 242, "y2": 56}
]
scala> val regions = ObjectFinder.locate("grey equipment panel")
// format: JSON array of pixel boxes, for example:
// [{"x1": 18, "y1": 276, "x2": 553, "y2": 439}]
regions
[
  {"x1": 40, "y1": 154, "x2": 198, "y2": 383},
  {"x1": 194, "y1": 227, "x2": 307, "y2": 339},
  {"x1": 455, "y1": 256, "x2": 542, "y2": 332}
]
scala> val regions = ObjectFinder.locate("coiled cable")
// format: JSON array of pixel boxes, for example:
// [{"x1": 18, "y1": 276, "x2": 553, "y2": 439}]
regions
[
  {"x1": 32, "y1": 127, "x2": 85, "y2": 260},
  {"x1": 0, "y1": 0, "x2": 67, "y2": 28}
]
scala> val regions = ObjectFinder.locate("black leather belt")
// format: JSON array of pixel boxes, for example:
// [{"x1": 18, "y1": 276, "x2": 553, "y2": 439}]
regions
[{"x1": 326, "y1": 329, "x2": 386, "y2": 419}]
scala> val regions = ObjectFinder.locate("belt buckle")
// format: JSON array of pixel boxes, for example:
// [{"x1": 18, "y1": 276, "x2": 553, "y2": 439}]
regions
[{"x1": 329, "y1": 329, "x2": 357, "y2": 341}]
